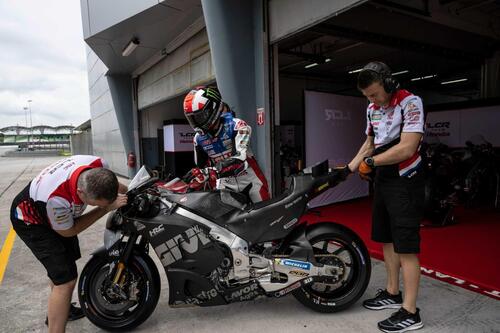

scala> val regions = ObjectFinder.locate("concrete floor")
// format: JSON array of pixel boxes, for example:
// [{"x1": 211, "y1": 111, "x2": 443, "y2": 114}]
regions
[{"x1": 0, "y1": 154, "x2": 499, "y2": 333}]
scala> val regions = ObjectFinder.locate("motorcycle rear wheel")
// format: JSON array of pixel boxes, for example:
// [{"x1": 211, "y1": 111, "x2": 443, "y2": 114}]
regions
[
  {"x1": 78, "y1": 254, "x2": 161, "y2": 331},
  {"x1": 292, "y1": 225, "x2": 371, "y2": 313}
]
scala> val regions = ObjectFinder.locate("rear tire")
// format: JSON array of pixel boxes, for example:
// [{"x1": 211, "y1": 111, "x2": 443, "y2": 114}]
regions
[
  {"x1": 78, "y1": 253, "x2": 161, "y2": 331},
  {"x1": 292, "y1": 223, "x2": 371, "y2": 313}
]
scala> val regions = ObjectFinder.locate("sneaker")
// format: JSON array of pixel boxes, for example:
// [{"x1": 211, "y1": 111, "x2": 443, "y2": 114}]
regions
[
  {"x1": 363, "y1": 289, "x2": 403, "y2": 310},
  {"x1": 45, "y1": 303, "x2": 85, "y2": 325},
  {"x1": 378, "y1": 307, "x2": 424, "y2": 333}
]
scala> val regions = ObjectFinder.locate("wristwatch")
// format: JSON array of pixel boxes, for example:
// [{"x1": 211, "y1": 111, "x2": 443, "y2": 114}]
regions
[{"x1": 364, "y1": 156, "x2": 375, "y2": 167}]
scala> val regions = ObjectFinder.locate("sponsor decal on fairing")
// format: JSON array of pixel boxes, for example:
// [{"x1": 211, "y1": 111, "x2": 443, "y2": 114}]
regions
[
  {"x1": 289, "y1": 270, "x2": 309, "y2": 277},
  {"x1": 274, "y1": 277, "x2": 314, "y2": 297},
  {"x1": 285, "y1": 196, "x2": 302, "y2": 209},
  {"x1": 283, "y1": 218, "x2": 298, "y2": 230},
  {"x1": 178, "y1": 288, "x2": 219, "y2": 305},
  {"x1": 269, "y1": 216, "x2": 284, "y2": 227},
  {"x1": 149, "y1": 224, "x2": 165, "y2": 238},
  {"x1": 228, "y1": 283, "x2": 261, "y2": 301},
  {"x1": 153, "y1": 225, "x2": 211, "y2": 266}
]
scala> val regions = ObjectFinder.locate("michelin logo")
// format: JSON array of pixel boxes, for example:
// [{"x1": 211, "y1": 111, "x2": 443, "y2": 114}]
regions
[{"x1": 280, "y1": 259, "x2": 311, "y2": 271}]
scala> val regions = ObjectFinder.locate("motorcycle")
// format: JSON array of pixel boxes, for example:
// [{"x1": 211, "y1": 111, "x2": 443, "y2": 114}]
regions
[
  {"x1": 78, "y1": 161, "x2": 371, "y2": 331},
  {"x1": 457, "y1": 136, "x2": 500, "y2": 209},
  {"x1": 421, "y1": 142, "x2": 458, "y2": 226}
]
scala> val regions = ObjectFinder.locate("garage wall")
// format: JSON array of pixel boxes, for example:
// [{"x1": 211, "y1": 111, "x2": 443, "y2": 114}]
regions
[
  {"x1": 137, "y1": 29, "x2": 215, "y2": 110},
  {"x1": 85, "y1": 46, "x2": 128, "y2": 175},
  {"x1": 279, "y1": 76, "x2": 352, "y2": 122},
  {"x1": 70, "y1": 131, "x2": 93, "y2": 155},
  {"x1": 140, "y1": 95, "x2": 185, "y2": 168}
]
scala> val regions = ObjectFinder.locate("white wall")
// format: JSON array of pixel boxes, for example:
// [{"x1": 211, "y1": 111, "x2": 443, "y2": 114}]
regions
[
  {"x1": 140, "y1": 95, "x2": 185, "y2": 138},
  {"x1": 138, "y1": 29, "x2": 215, "y2": 110},
  {"x1": 86, "y1": 46, "x2": 128, "y2": 175}
]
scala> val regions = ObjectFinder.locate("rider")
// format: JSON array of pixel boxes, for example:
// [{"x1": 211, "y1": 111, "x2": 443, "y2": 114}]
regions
[{"x1": 183, "y1": 86, "x2": 270, "y2": 203}]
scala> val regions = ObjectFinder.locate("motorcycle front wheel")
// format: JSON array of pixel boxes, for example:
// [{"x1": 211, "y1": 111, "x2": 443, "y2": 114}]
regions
[
  {"x1": 292, "y1": 225, "x2": 371, "y2": 313},
  {"x1": 78, "y1": 254, "x2": 161, "y2": 331}
]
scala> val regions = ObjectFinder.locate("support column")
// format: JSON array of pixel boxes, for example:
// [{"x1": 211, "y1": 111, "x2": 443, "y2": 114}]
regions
[
  {"x1": 107, "y1": 74, "x2": 137, "y2": 178},
  {"x1": 201, "y1": 0, "x2": 273, "y2": 189},
  {"x1": 481, "y1": 51, "x2": 500, "y2": 98}
]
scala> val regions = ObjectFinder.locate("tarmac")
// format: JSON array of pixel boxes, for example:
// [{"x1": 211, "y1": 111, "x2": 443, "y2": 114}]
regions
[{"x1": 0, "y1": 153, "x2": 499, "y2": 333}]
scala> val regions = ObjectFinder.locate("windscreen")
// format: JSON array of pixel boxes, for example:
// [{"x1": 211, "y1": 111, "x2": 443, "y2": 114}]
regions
[{"x1": 127, "y1": 166, "x2": 152, "y2": 191}]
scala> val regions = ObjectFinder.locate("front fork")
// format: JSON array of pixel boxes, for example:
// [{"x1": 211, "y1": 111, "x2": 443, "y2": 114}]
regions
[{"x1": 111, "y1": 233, "x2": 139, "y2": 287}]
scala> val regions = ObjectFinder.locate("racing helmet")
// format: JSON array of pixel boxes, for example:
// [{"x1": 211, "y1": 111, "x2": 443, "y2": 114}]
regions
[{"x1": 183, "y1": 87, "x2": 223, "y2": 133}]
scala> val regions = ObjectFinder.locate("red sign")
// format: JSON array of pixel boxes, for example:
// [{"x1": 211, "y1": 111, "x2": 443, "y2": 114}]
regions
[{"x1": 257, "y1": 108, "x2": 264, "y2": 126}]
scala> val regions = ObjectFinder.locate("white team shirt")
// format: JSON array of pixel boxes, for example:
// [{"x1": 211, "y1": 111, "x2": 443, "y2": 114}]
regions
[{"x1": 29, "y1": 155, "x2": 108, "y2": 230}]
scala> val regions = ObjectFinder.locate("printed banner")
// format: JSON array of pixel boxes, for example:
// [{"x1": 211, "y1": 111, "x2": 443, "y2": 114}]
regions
[
  {"x1": 425, "y1": 110, "x2": 460, "y2": 146},
  {"x1": 305, "y1": 90, "x2": 369, "y2": 207},
  {"x1": 426, "y1": 105, "x2": 500, "y2": 147},
  {"x1": 164, "y1": 124, "x2": 195, "y2": 152}
]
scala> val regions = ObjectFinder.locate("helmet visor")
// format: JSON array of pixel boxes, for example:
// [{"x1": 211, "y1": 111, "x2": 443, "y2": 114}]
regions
[{"x1": 186, "y1": 111, "x2": 212, "y2": 132}]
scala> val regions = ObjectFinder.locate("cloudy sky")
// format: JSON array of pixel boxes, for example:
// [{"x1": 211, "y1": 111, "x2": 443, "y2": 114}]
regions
[{"x1": 0, "y1": 0, "x2": 90, "y2": 128}]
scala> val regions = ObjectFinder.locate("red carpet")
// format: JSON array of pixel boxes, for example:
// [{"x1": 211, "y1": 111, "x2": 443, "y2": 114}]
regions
[{"x1": 301, "y1": 198, "x2": 500, "y2": 300}]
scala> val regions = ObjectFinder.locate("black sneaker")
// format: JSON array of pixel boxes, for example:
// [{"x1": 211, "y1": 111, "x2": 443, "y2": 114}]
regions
[
  {"x1": 363, "y1": 289, "x2": 403, "y2": 310},
  {"x1": 378, "y1": 307, "x2": 424, "y2": 333},
  {"x1": 45, "y1": 303, "x2": 85, "y2": 325}
]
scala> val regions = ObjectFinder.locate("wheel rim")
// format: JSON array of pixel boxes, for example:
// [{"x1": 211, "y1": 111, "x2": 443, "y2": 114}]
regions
[
  {"x1": 86, "y1": 261, "x2": 148, "y2": 324},
  {"x1": 301, "y1": 235, "x2": 363, "y2": 303}
]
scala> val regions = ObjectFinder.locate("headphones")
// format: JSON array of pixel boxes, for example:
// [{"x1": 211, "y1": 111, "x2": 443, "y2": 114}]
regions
[{"x1": 362, "y1": 61, "x2": 400, "y2": 93}]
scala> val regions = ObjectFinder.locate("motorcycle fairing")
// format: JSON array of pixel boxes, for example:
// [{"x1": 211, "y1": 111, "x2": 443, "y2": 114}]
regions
[
  {"x1": 222, "y1": 281, "x2": 266, "y2": 303},
  {"x1": 134, "y1": 213, "x2": 226, "y2": 276},
  {"x1": 220, "y1": 175, "x2": 316, "y2": 244},
  {"x1": 160, "y1": 191, "x2": 241, "y2": 221},
  {"x1": 157, "y1": 161, "x2": 341, "y2": 246},
  {"x1": 167, "y1": 268, "x2": 227, "y2": 307},
  {"x1": 124, "y1": 210, "x2": 230, "y2": 306}
]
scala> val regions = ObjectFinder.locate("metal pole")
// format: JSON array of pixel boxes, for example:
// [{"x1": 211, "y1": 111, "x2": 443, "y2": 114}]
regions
[
  {"x1": 23, "y1": 107, "x2": 28, "y2": 128},
  {"x1": 23, "y1": 107, "x2": 28, "y2": 147},
  {"x1": 27, "y1": 100, "x2": 32, "y2": 148}
]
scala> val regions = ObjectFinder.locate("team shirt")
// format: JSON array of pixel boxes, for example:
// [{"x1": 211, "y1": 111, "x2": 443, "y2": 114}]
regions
[
  {"x1": 365, "y1": 89, "x2": 425, "y2": 177},
  {"x1": 14, "y1": 155, "x2": 107, "y2": 230}
]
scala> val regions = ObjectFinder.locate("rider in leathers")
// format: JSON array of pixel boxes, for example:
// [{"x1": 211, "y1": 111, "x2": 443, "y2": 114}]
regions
[{"x1": 183, "y1": 86, "x2": 270, "y2": 203}]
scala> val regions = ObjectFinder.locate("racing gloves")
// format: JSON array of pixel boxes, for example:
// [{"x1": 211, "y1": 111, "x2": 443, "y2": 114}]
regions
[{"x1": 186, "y1": 167, "x2": 218, "y2": 190}]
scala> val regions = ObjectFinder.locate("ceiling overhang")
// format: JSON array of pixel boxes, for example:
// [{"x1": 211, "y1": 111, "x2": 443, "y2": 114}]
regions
[{"x1": 84, "y1": 1, "x2": 203, "y2": 74}]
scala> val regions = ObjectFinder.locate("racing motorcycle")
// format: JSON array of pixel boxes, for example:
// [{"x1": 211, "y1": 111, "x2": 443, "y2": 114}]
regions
[
  {"x1": 421, "y1": 142, "x2": 458, "y2": 226},
  {"x1": 78, "y1": 161, "x2": 371, "y2": 331}
]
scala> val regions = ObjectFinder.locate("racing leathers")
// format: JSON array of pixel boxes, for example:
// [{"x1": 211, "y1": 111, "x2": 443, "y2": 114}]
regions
[{"x1": 193, "y1": 112, "x2": 270, "y2": 203}]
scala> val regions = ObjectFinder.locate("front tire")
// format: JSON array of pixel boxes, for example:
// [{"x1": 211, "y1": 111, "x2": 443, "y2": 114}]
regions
[
  {"x1": 78, "y1": 253, "x2": 161, "y2": 331},
  {"x1": 292, "y1": 223, "x2": 371, "y2": 313}
]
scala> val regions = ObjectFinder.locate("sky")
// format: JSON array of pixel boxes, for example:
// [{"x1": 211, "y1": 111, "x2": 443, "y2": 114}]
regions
[{"x1": 0, "y1": 0, "x2": 90, "y2": 128}]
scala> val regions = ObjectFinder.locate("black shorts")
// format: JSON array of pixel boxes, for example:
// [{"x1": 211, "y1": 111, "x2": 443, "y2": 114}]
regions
[
  {"x1": 371, "y1": 172, "x2": 425, "y2": 254},
  {"x1": 10, "y1": 184, "x2": 81, "y2": 285}
]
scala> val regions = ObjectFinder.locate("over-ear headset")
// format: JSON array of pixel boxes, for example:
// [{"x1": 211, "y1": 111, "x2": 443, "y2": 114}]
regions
[{"x1": 362, "y1": 61, "x2": 400, "y2": 93}]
